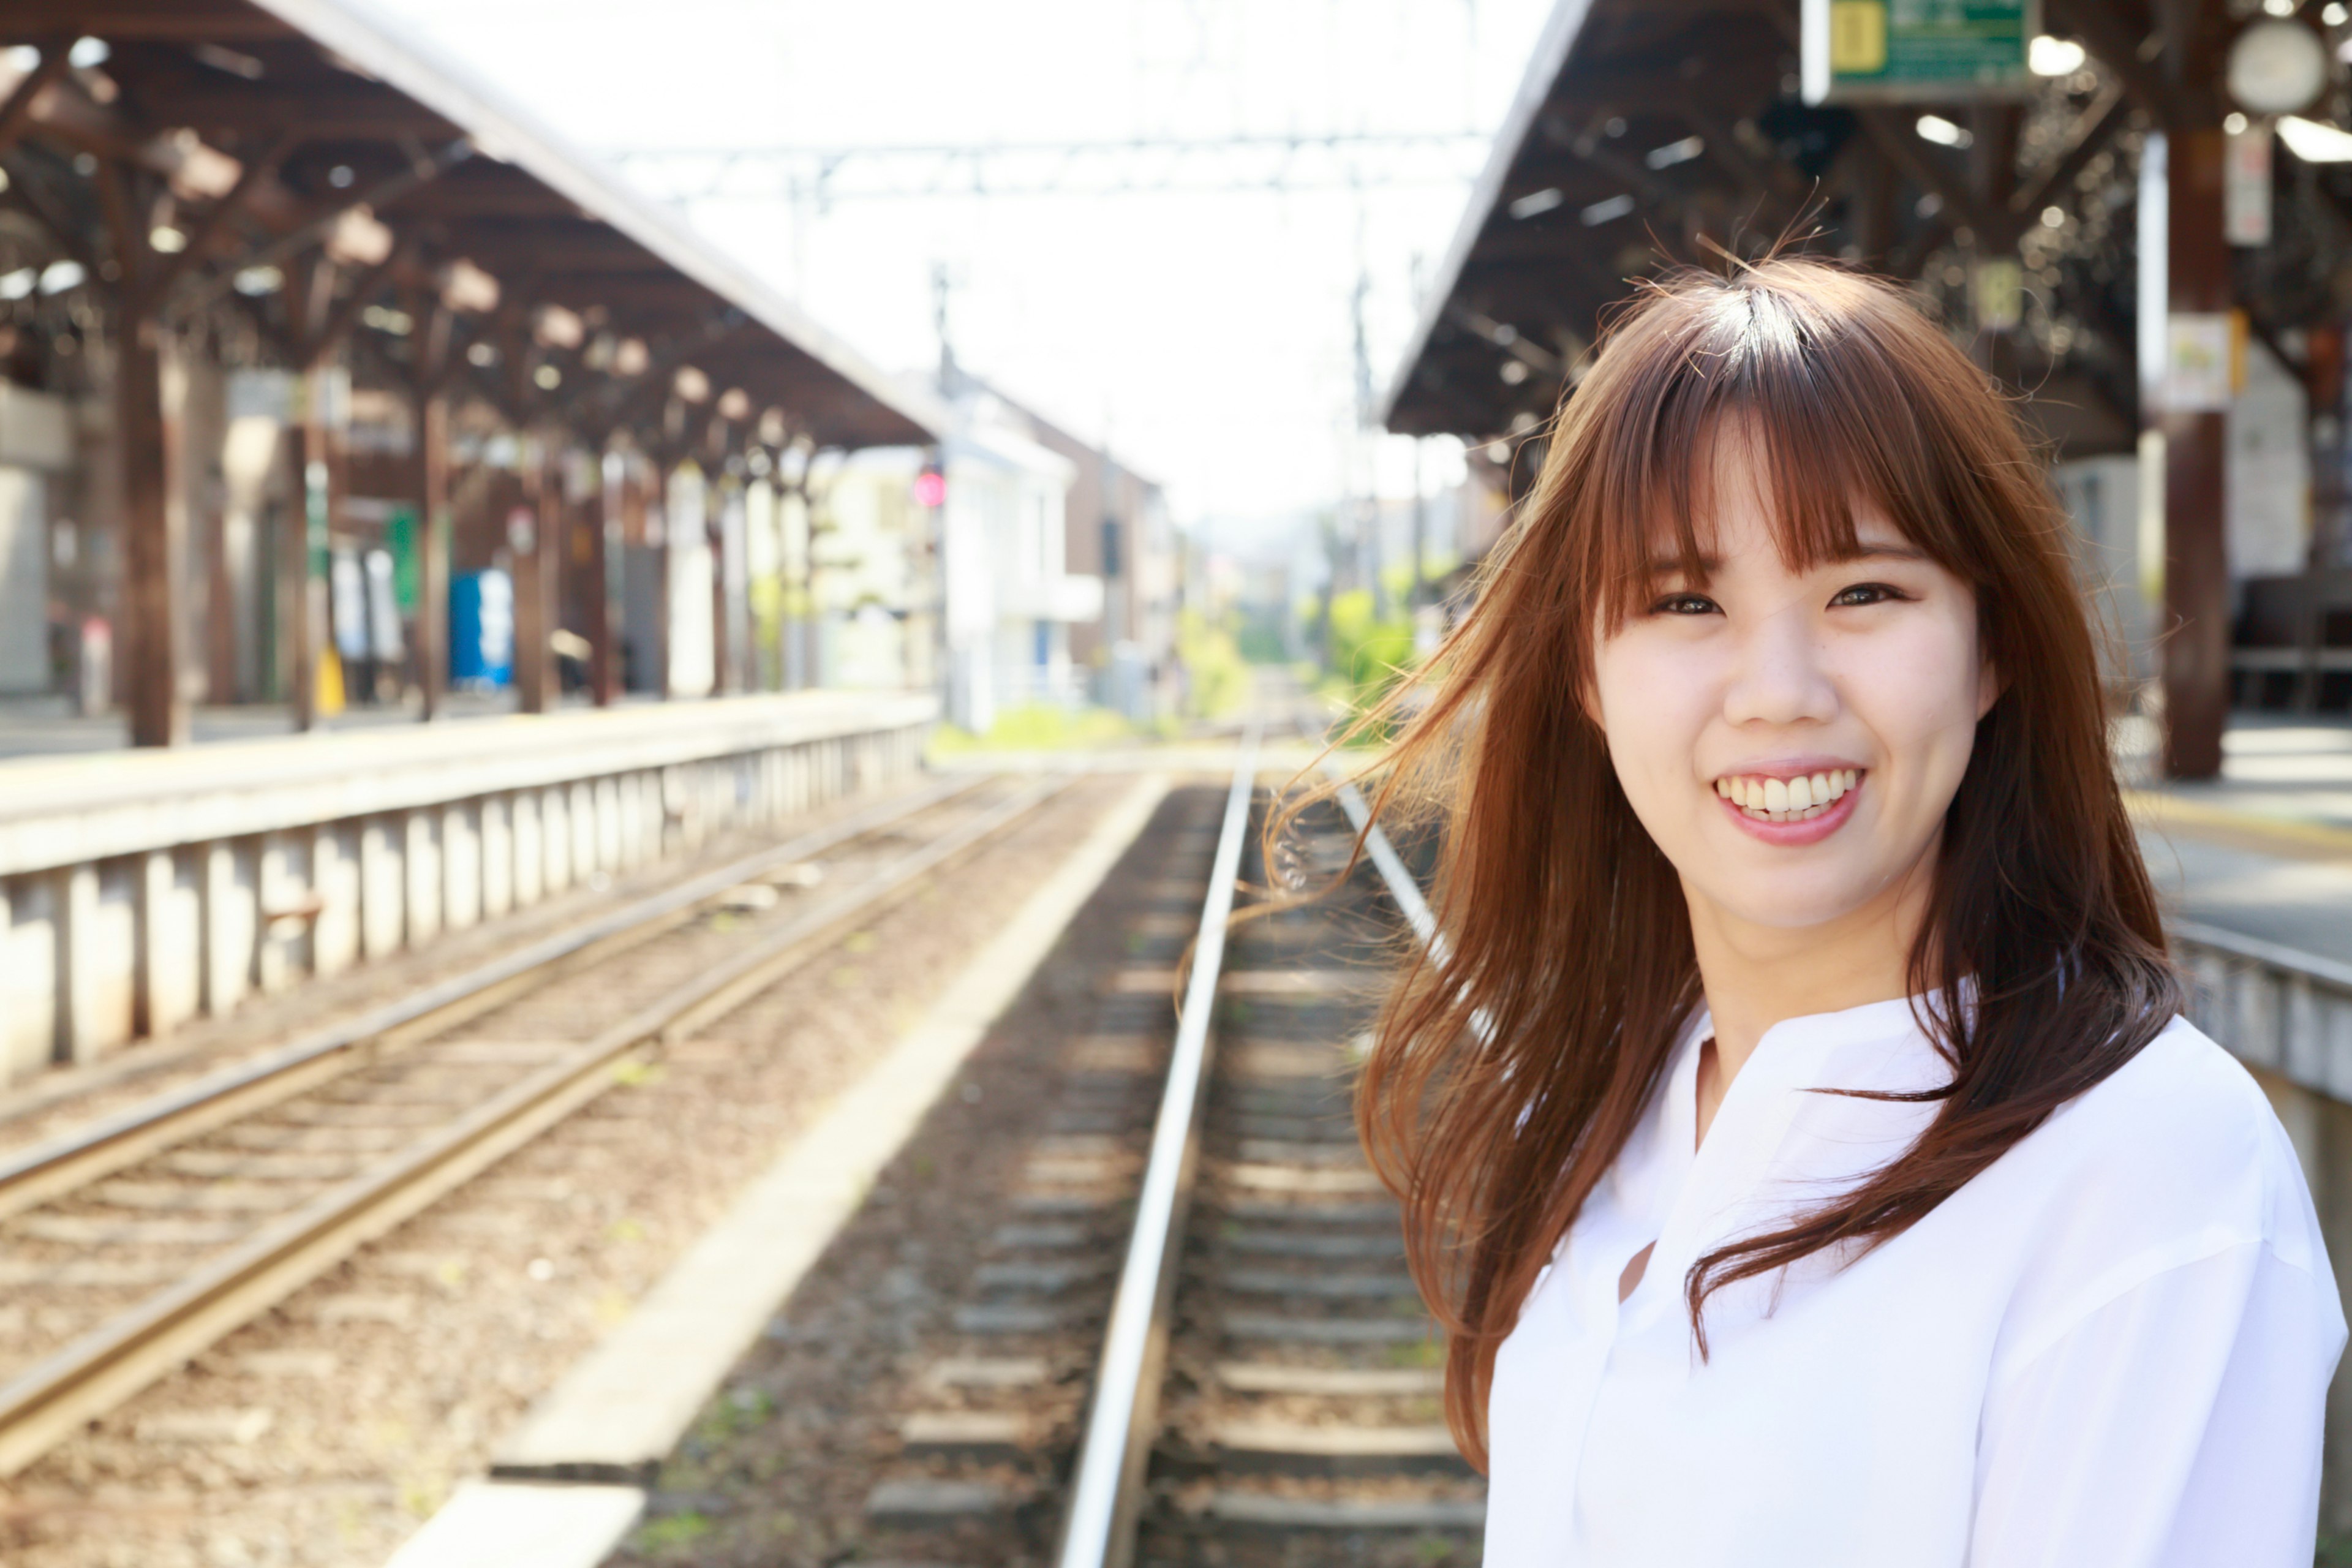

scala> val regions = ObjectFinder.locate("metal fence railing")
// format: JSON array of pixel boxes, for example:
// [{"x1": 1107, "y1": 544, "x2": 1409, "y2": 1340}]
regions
[{"x1": 2173, "y1": 921, "x2": 2352, "y2": 1102}]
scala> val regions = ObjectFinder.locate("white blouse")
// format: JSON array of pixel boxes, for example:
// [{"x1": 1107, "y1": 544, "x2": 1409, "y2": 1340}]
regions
[{"x1": 1487, "y1": 998, "x2": 2345, "y2": 1567}]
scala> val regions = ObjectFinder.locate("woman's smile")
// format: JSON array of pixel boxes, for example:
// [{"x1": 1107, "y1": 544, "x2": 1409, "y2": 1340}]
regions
[{"x1": 1713, "y1": 764, "x2": 1865, "y2": 845}]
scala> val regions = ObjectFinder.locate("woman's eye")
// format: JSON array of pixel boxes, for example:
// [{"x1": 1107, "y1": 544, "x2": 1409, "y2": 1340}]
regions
[
  {"x1": 1648, "y1": 592, "x2": 1719, "y2": 617},
  {"x1": 1828, "y1": 582, "x2": 1910, "y2": 608}
]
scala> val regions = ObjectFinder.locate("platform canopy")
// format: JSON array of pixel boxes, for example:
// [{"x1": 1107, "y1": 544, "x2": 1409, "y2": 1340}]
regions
[
  {"x1": 0, "y1": 0, "x2": 943, "y2": 450},
  {"x1": 1382, "y1": 0, "x2": 2167, "y2": 459}
]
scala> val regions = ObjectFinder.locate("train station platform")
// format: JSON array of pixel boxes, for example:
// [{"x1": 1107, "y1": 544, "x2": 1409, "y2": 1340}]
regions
[
  {"x1": 0, "y1": 692, "x2": 543, "y2": 761},
  {"x1": 0, "y1": 692, "x2": 935, "y2": 1088},
  {"x1": 2125, "y1": 714, "x2": 2352, "y2": 969}
]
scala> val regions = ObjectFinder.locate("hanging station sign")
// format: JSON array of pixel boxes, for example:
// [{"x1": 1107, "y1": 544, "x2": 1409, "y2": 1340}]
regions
[{"x1": 1801, "y1": 0, "x2": 2037, "y2": 104}]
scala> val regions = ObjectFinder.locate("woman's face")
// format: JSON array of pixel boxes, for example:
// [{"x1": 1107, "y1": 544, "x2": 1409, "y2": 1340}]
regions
[{"x1": 1589, "y1": 447, "x2": 1997, "y2": 938}]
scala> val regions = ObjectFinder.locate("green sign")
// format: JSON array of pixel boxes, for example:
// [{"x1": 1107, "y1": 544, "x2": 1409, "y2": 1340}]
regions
[
  {"x1": 1803, "y1": 0, "x2": 2035, "y2": 102},
  {"x1": 304, "y1": 459, "x2": 330, "y2": 578},
  {"x1": 386, "y1": 505, "x2": 420, "y2": 612}
]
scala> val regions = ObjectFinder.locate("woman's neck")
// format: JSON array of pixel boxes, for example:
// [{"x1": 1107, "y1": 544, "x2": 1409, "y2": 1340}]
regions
[{"x1": 1683, "y1": 854, "x2": 1934, "y2": 1144}]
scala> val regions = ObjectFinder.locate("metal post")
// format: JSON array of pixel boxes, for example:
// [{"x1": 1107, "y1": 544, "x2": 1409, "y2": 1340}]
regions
[{"x1": 1409, "y1": 437, "x2": 1427, "y2": 609}]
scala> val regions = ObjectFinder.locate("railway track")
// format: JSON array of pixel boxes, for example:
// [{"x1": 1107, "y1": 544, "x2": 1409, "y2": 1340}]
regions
[
  {"x1": 849, "y1": 741, "x2": 1481, "y2": 1568},
  {"x1": 0, "y1": 770, "x2": 1064, "y2": 1479}
]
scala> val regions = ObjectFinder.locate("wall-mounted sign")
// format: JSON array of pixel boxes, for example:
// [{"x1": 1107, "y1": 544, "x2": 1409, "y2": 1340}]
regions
[
  {"x1": 1972, "y1": 257, "x2": 2022, "y2": 330},
  {"x1": 2162, "y1": 313, "x2": 2241, "y2": 414},
  {"x1": 1801, "y1": 0, "x2": 2037, "y2": 104},
  {"x1": 2225, "y1": 121, "x2": 2273, "y2": 247}
]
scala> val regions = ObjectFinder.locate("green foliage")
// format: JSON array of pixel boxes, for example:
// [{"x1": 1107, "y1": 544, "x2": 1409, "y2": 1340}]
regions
[
  {"x1": 632, "y1": 1512, "x2": 714, "y2": 1555},
  {"x1": 1234, "y1": 598, "x2": 1292, "y2": 663},
  {"x1": 929, "y1": 701, "x2": 1135, "y2": 755},
  {"x1": 1322, "y1": 588, "x2": 1417, "y2": 728},
  {"x1": 1177, "y1": 607, "x2": 1248, "y2": 720}
]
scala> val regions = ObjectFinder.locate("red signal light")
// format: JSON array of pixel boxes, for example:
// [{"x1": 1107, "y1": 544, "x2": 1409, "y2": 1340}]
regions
[{"x1": 913, "y1": 470, "x2": 946, "y2": 508}]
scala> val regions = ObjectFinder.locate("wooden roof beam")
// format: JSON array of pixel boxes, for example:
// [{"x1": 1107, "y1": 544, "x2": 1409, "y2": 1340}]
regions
[
  {"x1": 0, "y1": 153, "x2": 95, "y2": 272},
  {"x1": 0, "y1": 3, "x2": 295, "y2": 43},
  {"x1": 141, "y1": 126, "x2": 296, "y2": 300},
  {"x1": 168, "y1": 135, "x2": 469, "y2": 318},
  {"x1": 2043, "y1": 0, "x2": 2177, "y2": 130},
  {"x1": 127, "y1": 82, "x2": 458, "y2": 140},
  {"x1": 2009, "y1": 80, "x2": 2130, "y2": 222},
  {"x1": 1855, "y1": 108, "x2": 2018, "y2": 249},
  {"x1": 0, "y1": 38, "x2": 73, "y2": 163}
]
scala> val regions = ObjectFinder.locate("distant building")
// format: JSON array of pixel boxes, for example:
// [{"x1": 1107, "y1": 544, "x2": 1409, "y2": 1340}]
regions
[
  {"x1": 941, "y1": 371, "x2": 1179, "y2": 725},
  {"x1": 1023, "y1": 414, "x2": 1178, "y2": 725},
  {"x1": 937, "y1": 397, "x2": 1099, "y2": 731}
]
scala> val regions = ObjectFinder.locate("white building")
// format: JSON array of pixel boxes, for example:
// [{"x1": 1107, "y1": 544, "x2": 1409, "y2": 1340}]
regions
[{"x1": 937, "y1": 394, "x2": 1102, "y2": 733}]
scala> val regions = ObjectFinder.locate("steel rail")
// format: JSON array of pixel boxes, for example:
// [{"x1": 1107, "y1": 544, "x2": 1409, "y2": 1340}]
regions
[
  {"x1": 0, "y1": 772, "x2": 991, "y2": 1222},
  {"x1": 1055, "y1": 727, "x2": 1260, "y2": 1568},
  {"x1": 0, "y1": 773, "x2": 1066, "y2": 1477},
  {"x1": 1327, "y1": 766, "x2": 1439, "y2": 954}
]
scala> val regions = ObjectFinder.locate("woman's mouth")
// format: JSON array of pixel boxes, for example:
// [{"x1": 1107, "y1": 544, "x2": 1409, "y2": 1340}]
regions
[{"x1": 1713, "y1": 767, "x2": 1861, "y2": 825}]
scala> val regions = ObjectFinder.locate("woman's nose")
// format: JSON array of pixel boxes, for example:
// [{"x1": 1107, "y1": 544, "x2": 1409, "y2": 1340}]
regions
[{"x1": 1721, "y1": 611, "x2": 1838, "y2": 728}]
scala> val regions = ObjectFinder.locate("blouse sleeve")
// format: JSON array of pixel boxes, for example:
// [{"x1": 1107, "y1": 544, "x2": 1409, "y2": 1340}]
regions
[{"x1": 1968, "y1": 1237, "x2": 2342, "y2": 1568}]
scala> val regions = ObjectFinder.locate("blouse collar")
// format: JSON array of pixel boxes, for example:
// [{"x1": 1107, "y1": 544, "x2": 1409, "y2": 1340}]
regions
[{"x1": 1611, "y1": 993, "x2": 1952, "y2": 1334}]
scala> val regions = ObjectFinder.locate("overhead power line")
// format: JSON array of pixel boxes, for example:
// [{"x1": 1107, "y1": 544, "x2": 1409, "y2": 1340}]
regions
[{"x1": 609, "y1": 132, "x2": 1491, "y2": 205}]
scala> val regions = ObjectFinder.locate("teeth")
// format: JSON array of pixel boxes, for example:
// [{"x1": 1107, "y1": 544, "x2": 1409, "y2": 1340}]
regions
[{"x1": 1713, "y1": 768, "x2": 1861, "y2": 821}]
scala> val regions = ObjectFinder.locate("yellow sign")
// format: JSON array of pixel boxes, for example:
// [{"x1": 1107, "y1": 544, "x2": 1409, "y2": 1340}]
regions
[{"x1": 1830, "y1": 2, "x2": 1887, "y2": 71}]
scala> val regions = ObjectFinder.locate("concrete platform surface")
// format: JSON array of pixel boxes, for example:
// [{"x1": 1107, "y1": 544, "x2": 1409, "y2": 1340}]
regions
[
  {"x1": 2127, "y1": 714, "x2": 2352, "y2": 837},
  {"x1": 0, "y1": 690, "x2": 935, "y2": 876},
  {"x1": 0, "y1": 690, "x2": 529, "y2": 761},
  {"x1": 379, "y1": 1480, "x2": 644, "y2": 1568},
  {"x1": 2140, "y1": 828, "x2": 2352, "y2": 970},
  {"x1": 2111, "y1": 715, "x2": 2352, "y2": 968}
]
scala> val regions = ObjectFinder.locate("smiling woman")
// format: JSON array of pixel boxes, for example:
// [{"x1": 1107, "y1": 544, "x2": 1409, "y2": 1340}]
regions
[{"x1": 1319, "y1": 258, "x2": 2348, "y2": 1566}]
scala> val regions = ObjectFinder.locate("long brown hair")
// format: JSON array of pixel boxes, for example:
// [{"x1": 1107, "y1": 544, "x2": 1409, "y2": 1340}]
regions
[{"x1": 1327, "y1": 258, "x2": 2180, "y2": 1470}]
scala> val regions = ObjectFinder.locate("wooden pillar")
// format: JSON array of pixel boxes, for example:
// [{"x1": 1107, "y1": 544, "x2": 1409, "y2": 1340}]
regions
[
  {"x1": 1850, "y1": 141, "x2": 1898, "y2": 269},
  {"x1": 590, "y1": 448, "x2": 621, "y2": 706},
  {"x1": 514, "y1": 437, "x2": 559, "y2": 714},
  {"x1": 2163, "y1": 127, "x2": 2231, "y2": 781},
  {"x1": 2296, "y1": 327, "x2": 2344, "y2": 714},
  {"x1": 414, "y1": 390, "x2": 450, "y2": 719},
  {"x1": 118, "y1": 305, "x2": 187, "y2": 747}
]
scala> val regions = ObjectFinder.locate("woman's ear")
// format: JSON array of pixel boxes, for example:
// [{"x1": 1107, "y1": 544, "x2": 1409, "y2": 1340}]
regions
[{"x1": 1975, "y1": 646, "x2": 2002, "y2": 720}]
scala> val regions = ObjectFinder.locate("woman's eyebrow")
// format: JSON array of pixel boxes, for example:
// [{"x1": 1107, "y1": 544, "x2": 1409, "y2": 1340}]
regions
[{"x1": 1833, "y1": 543, "x2": 1931, "y2": 564}]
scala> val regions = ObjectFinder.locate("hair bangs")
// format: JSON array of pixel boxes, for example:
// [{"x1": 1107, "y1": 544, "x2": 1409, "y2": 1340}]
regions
[{"x1": 1586, "y1": 270, "x2": 1977, "y2": 633}]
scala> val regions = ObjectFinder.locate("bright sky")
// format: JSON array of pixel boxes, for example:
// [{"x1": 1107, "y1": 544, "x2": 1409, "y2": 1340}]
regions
[{"x1": 374, "y1": 0, "x2": 1554, "y2": 537}]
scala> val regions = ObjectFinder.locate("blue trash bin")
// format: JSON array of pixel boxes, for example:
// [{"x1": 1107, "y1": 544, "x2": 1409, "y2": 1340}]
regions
[{"x1": 450, "y1": 569, "x2": 514, "y2": 689}]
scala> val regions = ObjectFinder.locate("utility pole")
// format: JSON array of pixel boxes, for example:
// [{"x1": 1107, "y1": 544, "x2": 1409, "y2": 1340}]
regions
[
  {"x1": 933, "y1": 261, "x2": 957, "y2": 395},
  {"x1": 1349, "y1": 257, "x2": 1388, "y2": 622},
  {"x1": 1409, "y1": 437, "x2": 1427, "y2": 611}
]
